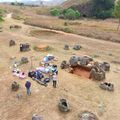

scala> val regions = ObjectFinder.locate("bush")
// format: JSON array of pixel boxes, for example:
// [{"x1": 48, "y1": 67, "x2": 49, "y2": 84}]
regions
[
  {"x1": 64, "y1": 8, "x2": 81, "y2": 20},
  {"x1": 50, "y1": 8, "x2": 81, "y2": 20},
  {"x1": 0, "y1": 16, "x2": 4, "y2": 22},
  {"x1": 63, "y1": 27, "x2": 73, "y2": 33},
  {"x1": 95, "y1": 10, "x2": 112, "y2": 19},
  {"x1": 50, "y1": 8, "x2": 62, "y2": 16},
  {"x1": 75, "y1": 10, "x2": 81, "y2": 19},
  {"x1": 64, "y1": 8, "x2": 77, "y2": 20}
]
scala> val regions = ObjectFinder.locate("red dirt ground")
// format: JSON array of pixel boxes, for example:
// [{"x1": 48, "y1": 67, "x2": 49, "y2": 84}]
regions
[{"x1": 72, "y1": 67, "x2": 90, "y2": 79}]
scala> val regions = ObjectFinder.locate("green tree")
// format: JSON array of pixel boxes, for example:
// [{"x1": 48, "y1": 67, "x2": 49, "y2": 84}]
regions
[
  {"x1": 64, "y1": 8, "x2": 81, "y2": 20},
  {"x1": 75, "y1": 10, "x2": 81, "y2": 19},
  {"x1": 11, "y1": 2, "x2": 15, "y2": 5},
  {"x1": 92, "y1": 0, "x2": 114, "y2": 19},
  {"x1": 113, "y1": 0, "x2": 120, "y2": 30},
  {"x1": 64, "y1": 8, "x2": 76, "y2": 20},
  {"x1": 50, "y1": 8, "x2": 61, "y2": 16}
]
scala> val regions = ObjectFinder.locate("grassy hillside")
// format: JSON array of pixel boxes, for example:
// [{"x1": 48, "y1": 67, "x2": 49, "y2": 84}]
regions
[{"x1": 61, "y1": 0, "x2": 90, "y2": 8}]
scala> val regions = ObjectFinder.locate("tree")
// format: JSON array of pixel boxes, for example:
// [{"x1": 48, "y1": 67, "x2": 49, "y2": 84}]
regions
[
  {"x1": 113, "y1": 0, "x2": 120, "y2": 30},
  {"x1": 64, "y1": 8, "x2": 76, "y2": 20},
  {"x1": 64, "y1": 8, "x2": 81, "y2": 20},
  {"x1": 50, "y1": 8, "x2": 61, "y2": 16},
  {"x1": 92, "y1": 0, "x2": 115, "y2": 19},
  {"x1": 11, "y1": 2, "x2": 15, "y2": 5},
  {"x1": 75, "y1": 10, "x2": 81, "y2": 19}
]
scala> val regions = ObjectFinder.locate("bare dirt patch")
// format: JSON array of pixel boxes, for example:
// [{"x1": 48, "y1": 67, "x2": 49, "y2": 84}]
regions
[
  {"x1": 72, "y1": 66, "x2": 90, "y2": 79},
  {"x1": 30, "y1": 29, "x2": 59, "y2": 38}
]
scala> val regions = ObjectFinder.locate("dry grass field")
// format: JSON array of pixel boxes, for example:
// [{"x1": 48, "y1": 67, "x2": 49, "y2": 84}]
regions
[
  {"x1": 0, "y1": 4, "x2": 120, "y2": 120},
  {"x1": 24, "y1": 15, "x2": 120, "y2": 43}
]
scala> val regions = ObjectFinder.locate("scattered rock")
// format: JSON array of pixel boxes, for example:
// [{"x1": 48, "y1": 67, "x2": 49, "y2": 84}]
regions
[
  {"x1": 100, "y1": 62, "x2": 110, "y2": 71},
  {"x1": 60, "y1": 60, "x2": 69, "y2": 69},
  {"x1": 58, "y1": 98, "x2": 70, "y2": 112},
  {"x1": 64, "y1": 44, "x2": 69, "y2": 50},
  {"x1": 32, "y1": 114, "x2": 43, "y2": 120},
  {"x1": 99, "y1": 82, "x2": 114, "y2": 91},
  {"x1": 9, "y1": 40, "x2": 16, "y2": 47},
  {"x1": 79, "y1": 111, "x2": 98, "y2": 120},
  {"x1": 78, "y1": 56, "x2": 93, "y2": 66},
  {"x1": 20, "y1": 57, "x2": 29, "y2": 64},
  {"x1": 20, "y1": 43, "x2": 30, "y2": 52},
  {"x1": 11, "y1": 81, "x2": 20, "y2": 91},
  {"x1": 10, "y1": 25, "x2": 22, "y2": 29},
  {"x1": 16, "y1": 93, "x2": 22, "y2": 99},
  {"x1": 108, "y1": 53, "x2": 113, "y2": 56},
  {"x1": 111, "y1": 61, "x2": 120, "y2": 65},
  {"x1": 89, "y1": 62, "x2": 105, "y2": 81},
  {"x1": 73, "y1": 44, "x2": 81, "y2": 50},
  {"x1": 69, "y1": 56, "x2": 78, "y2": 67}
]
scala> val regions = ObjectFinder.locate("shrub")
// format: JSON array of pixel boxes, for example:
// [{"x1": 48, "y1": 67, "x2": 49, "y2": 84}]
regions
[
  {"x1": 50, "y1": 8, "x2": 61, "y2": 16},
  {"x1": 113, "y1": 0, "x2": 120, "y2": 30},
  {"x1": 64, "y1": 8, "x2": 77, "y2": 20},
  {"x1": 63, "y1": 27, "x2": 73, "y2": 33},
  {"x1": 0, "y1": 16, "x2": 4, "y2": 22},
  {"x1": 75, "y1": 10, "x2": 81, "y2": 19},
  {"x1": 64, "y1": 22, "x2": 68, "y2": 26},
  {"x1": 64, "y1": 8, "x2": 81, "y2": 20}
]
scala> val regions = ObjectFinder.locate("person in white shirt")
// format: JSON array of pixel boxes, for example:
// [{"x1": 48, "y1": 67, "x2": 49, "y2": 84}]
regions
[{"x1": 52, "y1": 73, "x2": 57, "y2": 88}]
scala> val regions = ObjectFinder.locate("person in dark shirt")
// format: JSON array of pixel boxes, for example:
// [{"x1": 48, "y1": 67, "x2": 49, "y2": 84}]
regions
[{"x1": 25, "y1": 80, "x2": 31, "y2": 95}]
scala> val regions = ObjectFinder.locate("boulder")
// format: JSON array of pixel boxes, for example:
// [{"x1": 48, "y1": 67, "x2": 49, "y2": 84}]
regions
[
  {"x1": 20, "y1": 57, "x2": 29, "y2": 64},
  {"x1": 11, "y1": 81, "x2": 19, "y2": 91},
  {"x1": 69, "y1": 56, "x2": 78, "y2": 67},
  {"x1": 99, "y1": 82, "x2": 114, "y2": 91},
  {"x1": 73, "y1": 44, "x2": 81, "y2": 50},
  {"x1": 79, "y1": 111, "x2": 98, "y2": 120},
  {"x1": 20, "y1": 43, "x2": 30, "y2": 52},
  {"x1": 32, "y1": 114, "x2": 43, "y2": 120},
  {"x1": 64, "y1": 44, "x2": 69, "y2": 50},
  {"x1": 9, "y1": 40, "x2": 16, "y2": 47},
  {"x1": 10, "y1": 25, "x2": 22, "y2": 29},
  {"x1": 100, "y1": 62, "x2": 110, "y2": 71},
  {"x1": 58, "y1": 98, "x2": 70, "y2": 112},
  {"x1": 89, "y1": 68, "x2": 105, "y2": 81},
  {"x1": 60, "y1": 60, "x2": 69, "y2": 69},
  {"x1": 78, "y1": 56, "x2": 93, "y2": 66}
]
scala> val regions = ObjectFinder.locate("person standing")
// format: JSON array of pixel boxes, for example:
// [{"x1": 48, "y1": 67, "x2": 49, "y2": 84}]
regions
[
  {"x1": 25, "y1": 80, "x2": 31, "y2": 95},
  {"x1": 52, "y1": 73, "x2": 57, "y2": 88}
]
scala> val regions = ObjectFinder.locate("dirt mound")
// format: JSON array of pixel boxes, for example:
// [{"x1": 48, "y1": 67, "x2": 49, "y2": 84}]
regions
[{"x1": 34, "y1": 44, "x2": 51, "y2": 51}]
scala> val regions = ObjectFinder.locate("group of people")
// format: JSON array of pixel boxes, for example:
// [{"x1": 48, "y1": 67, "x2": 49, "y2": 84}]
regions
[
  {"x1": 11, "y1": 54, "x2": 58, "y2": 96},
  {"x1": 28, "y1": 63, "x2": 58, "y2": 89},
  {"x1": 26, "y1": 66, "x2": 58, "y2": 95}
]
